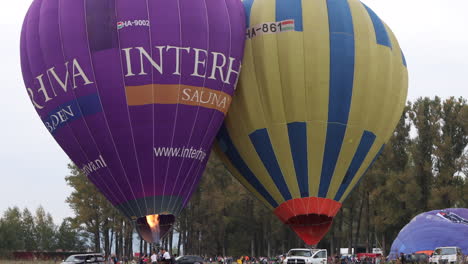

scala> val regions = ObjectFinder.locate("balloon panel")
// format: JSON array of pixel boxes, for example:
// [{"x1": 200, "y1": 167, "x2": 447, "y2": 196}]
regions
[
  {"x1": 21, "y1": 0, "x2": 245, "y2": 220},
  {"x1": 215, "y1": 0, "x2": 408, "y2": 245},
  {"x1": 390, "y1": 209, "x2": 468, "y2": 257}
]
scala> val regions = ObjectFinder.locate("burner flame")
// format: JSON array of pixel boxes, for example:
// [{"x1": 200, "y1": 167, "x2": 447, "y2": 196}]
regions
[
  {"x1": 146, "y1": 214, "x2": 160, "y2": 242},
  {"x1": 136, "y1": 214, "x2": 175, "y2": 244}
]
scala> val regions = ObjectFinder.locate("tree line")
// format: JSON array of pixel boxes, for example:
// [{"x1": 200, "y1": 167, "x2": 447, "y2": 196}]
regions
[
  {"x1": 0, "y1": 206, "x2": 87, "y2": 257},
  {"x1": 1, "y1": 96, "x2": 466, "y2": 258}
]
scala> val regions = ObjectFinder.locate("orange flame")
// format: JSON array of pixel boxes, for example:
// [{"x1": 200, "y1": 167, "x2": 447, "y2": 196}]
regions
[{"x1": 146, "y1": 214, "x2": 160, "y2": 230}]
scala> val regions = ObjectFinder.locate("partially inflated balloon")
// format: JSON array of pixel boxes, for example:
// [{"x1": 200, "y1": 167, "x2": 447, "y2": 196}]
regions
[
  {"x1": 390, "y1": 209, "x2": 468, "y2": 258},
  {"x1": 215, "y1": 0, "x2": 407, "y2": 245},
  {"x1": 21, "y1": 0, "x2": 245, "y2": 243}
]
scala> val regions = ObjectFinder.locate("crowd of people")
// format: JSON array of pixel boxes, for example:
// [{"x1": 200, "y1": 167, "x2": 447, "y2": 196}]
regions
[
  {"x1": 106, "y1": 248, "x2": 174, "y2": 264},
  {"x1": 206, "y1": 256, "x2": 271, "y2": 264},
  {"x1": 331, "y1": 255, "x2": 387, "y2": 264},
  {"x1": 104, "y1": 252, "x2": 467, "y2": 264},
  {"x1": 140, "y1": 248, "x2": 175, "y2": 264}
]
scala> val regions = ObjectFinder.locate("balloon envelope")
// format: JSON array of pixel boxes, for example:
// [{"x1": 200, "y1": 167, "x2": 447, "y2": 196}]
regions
[
  {"x1": 216, "y1": 0, "x2": 408, "y2": 245},
  {"x1": 21, "y1": 0, "x2": 245, "y2": 243},
  {"x1": 390, "y1": 208, "x2": 468, "y2": 258}
]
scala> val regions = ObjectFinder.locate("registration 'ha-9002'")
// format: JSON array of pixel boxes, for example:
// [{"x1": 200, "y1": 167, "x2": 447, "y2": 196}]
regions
[
  {"x1": 117, "y1": 20, "x2": 150, "y2": 30},
  {"x1": 246, "y1": 19, "x2": 295, "y2": 39}
]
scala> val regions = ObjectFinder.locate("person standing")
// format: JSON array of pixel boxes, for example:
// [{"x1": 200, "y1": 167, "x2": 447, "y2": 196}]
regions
[
  {"x1": 151, "y1": 251, "x2": 158, "y2": 264},
  {"x1": 160, "y1": 249, "x2": 171, "y2": 264},
  {"x1": 400, "y1": 253, "x2": 406, "y2": 264}
]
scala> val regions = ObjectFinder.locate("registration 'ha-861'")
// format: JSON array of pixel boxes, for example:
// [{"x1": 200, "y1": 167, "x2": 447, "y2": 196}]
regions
[{"x1": 245, "y1": 19, "x2": 295, "y2": 39}]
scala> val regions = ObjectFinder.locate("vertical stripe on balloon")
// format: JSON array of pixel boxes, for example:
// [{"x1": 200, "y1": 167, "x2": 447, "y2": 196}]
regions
[
  {"x1": 244, "y1": 0, "x2": 255, "y2": 28},
  {"x1": 217, "y1": 125, "x2": 279, "y2": 208},
  {"x1": 275, "y1": 0, "x2": 303, "y2": 32},
  {"x1": 287, "y1": 122, "x2": 309, "y2": 197},
  {"x1": 326, "y1": 0, "x2": 355, "y2": 124},
  {"x1": 319, "y1": 0, "x2": 355, "y2": 198},
  {"x1": 85, "y1": 0, "x2": 117, "y2": 51},
  {"x1": 401, "y1": 50, "x2": 407, "y2": 67},
  {"x1": 362, "y1": 3, "x2": 392, "y2": 49},
  {"x1": 340, "y1": 144, "x2": 385, "y2": 202},
  {"x1": 319, "y1": 124, "x2": 347, "y2": 197},
  {"x1": 334, "y1": 131, "x2": 376, "y2": 201},
  {"x1": 249, "y1": 128, "x2": 293, "y2": 201}
]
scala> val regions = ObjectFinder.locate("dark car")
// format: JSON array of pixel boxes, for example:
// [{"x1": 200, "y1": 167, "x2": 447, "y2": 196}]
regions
[
  {"x1": 406, "y1": 253, "x2": 429, "y2": 264},
  {"x1": 61, "y1": 254, "x2": 106, "y2": 264},
  {"x1": 176, "y1": 255, "x2": 205, "y2": 264},
  {"x1": 413, "y1": 253, "x2": 430, "y2": 263}
]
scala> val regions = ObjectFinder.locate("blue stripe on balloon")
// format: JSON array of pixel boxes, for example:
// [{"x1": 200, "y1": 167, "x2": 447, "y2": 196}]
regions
[
  {"x1": 362, "y1": 3, "x2": 392, "y2": 49},
  {"x1": 243, "y1": 0, "x2": 255, "y2": 28},
  {"x1": 217, "y1": 125, "x2": 279, "y2": 208},
  {"x1": 340, "y1": 144, "x2": 385, "y2": 201},
  {"x1": 43, "y1": 93, "x2": 102, "y2": 135},
  {"x1": 334, "y1": 131, "x2": 376, "y2": 201},
  {"x1": 287, "y1": 122, "x2": 309, "y2": 197},
  {"x1": 326, "y1": 0, "x2": 355, "y2": 125},
  {"x1": 78, "y1": 94, "x2": 103, "y2": 116},
  {"x1": 401, "y1": 50, "x2": 407, "y2": 67},
  {"x1": 250, "y1": 128, "x2": 293, "y2": 201},
  {"x1": 276, "y1": 0, "x2": 303, "y2": 31},
  {"x1": 319, "y1": 124, "x2": 346, "y2": 197},
  {"x1": 319, "y1": 0, "x2": 355, "y2": 198}
]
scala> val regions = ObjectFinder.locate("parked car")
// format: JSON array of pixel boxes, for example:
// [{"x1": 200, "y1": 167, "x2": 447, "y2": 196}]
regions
[
  {"x1": 406, "y1": 253, "x2": 429, "y2": 263},
  {"x1": 429, "y1": 247, "x2": 464, "y2": 264},
  {"x1": 283, "y1": 248, "x2": 327, "y2": 264},
  {"x1": 61, "y1": 254, "x2": 105, "y2": 264},
  {"x1": 175, "y1": 255, "x2": 205, "y2": 264}
]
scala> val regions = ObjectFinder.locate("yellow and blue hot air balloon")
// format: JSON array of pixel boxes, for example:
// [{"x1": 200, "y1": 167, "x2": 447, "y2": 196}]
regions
[{"x1": 215, "y1": 0, "x2": 408, "y2": 245}]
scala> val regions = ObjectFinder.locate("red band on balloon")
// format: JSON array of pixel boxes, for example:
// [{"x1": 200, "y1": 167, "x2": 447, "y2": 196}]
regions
[{"x1": 274, "y1": 197, "x2": 342, "y2": 246}]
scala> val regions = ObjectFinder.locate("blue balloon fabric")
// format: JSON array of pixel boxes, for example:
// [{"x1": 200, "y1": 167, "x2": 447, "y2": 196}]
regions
[{"x1": 390, "y1": 208, "x2": 468, "y2": 258}]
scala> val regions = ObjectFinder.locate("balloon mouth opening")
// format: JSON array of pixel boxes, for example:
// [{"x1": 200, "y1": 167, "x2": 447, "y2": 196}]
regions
[
  {"x1": 273, "y1": 197, "x2": 342, "y2": 246},
  {"x1": 135, "y1": 214, "x2": 175, "y2": 244},
  {"x1": 286, "y1": 214, "x2": 334, "y2": 227},
  {"x1": 286, "y1": 214, "x2": 334, "y2": 246}
]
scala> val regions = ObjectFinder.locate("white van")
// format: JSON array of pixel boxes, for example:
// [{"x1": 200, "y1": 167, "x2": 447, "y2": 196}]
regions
[
  {"x1": 283, "y1": 248, "x2": 327, "y2": 264},
  {"x1": 372, "y1": 248, "x2": 383, "y2": 255},
  {"x1": 429, "y1": 247, "x2": 464, "y2": 264},
  {"x1": 340, "y1": 248, "x2": 354, "y2": 257}
]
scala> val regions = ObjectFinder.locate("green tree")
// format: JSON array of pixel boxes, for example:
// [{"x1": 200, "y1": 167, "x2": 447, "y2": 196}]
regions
[
  {"x1": 431, "y1": 97, "x2": 468, "y2": 208},
  {"x1": 34, "y1": 206, "x2": 57, "y2": 251},
  {"x1": 66, "y1": 164, "x2": 109, "y2": 253},
  {"x1": 0, "y1": 207, "x2": 25, "y2": 256},
  {"x1": 409, "y1": 97, "x2": 441, "y2": 211},
  {"x1": 22, "y1": 208, "x2": 37, "y2": 251},
  {"x1": 56, "y1": 217, "x2": 87, "y2": 251},
  {"x1": 460, "y1": 104, "x2": 468, "y2": 132}
]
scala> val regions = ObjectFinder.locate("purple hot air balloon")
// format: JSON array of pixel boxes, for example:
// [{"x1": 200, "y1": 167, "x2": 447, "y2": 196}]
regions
[{"x1": 20, "y1": 0, "x2": 245, "y2": 243}]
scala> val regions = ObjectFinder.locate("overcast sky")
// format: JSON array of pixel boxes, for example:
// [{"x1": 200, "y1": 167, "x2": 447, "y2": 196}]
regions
[{"x1": 0, "y1": 0, "x2": 467, "y2": 224}]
